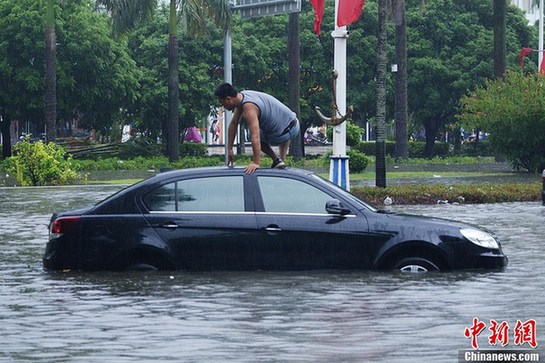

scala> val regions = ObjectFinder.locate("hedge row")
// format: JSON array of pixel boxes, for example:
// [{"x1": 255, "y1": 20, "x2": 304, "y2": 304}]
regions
[{"x1": 353, "y1": 141, "x2": 495, "y2": 158}]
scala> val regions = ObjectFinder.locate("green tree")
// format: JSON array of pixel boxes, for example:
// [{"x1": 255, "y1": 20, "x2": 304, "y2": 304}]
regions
[
  {"x1": 458, "y1": 71, "x2": 545, "y2": 173},
  {"x1": 126, "y1": 4, "x2": 227, "y2": 142},
  {"x1": 163, "y1": 0, "x2": 230, "y2": 162},
  {"x1": 394, "y1": 0, "x2": 408, "y2": 159},
  {"x1": 55, "y1": 1, "x2": 141, "y2": 134},
  {"x1": 44, "y1": 0, "x2": 56, "y2": 142},
  {"x1": 288, "y1": 12, "x2": 302, "y2": 161},
  {"x1": 406, "y1": 0, "x2": 533, "y2": 157},
  {"x1": 0, "y1": 0, "x2": 141, "y2": 153},
  {"x1": 99, "y1": 0, "x2": 156, "y2": 36},
  {"x1": 376, "y1": 0, "x2": 388, "y2": 187},
  {"x1": 0, "y1": 0, "x2": 45, "y2": 158}
]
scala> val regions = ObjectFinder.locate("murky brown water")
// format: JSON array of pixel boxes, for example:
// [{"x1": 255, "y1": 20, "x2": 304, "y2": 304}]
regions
[{"x1": 1, "y1": 185, "x2": 543, "y2": 362}]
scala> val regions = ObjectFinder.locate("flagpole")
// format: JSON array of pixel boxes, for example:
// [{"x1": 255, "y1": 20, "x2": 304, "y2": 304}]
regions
[
  {"x1": 329, "y1": 0, "x2": 350, "y2": 190},
  {"x1": 537, "y1": 0, "x2": 543, "y2": 69}
]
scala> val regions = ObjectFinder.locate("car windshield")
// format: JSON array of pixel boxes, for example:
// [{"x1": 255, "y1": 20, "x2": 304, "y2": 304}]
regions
[{"x1": 309, "y1": 173, "x2": 378, "y2": 212}]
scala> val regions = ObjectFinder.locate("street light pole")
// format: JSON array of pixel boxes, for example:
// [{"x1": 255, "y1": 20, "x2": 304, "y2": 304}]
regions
[{"x1": 329, "y1": 0, "x2": 350, "y2": 190}]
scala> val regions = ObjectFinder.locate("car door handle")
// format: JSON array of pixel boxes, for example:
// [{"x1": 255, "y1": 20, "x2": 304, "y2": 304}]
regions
[
  {"x1": 265, "y1": 225, "x2": 282, "y2": 232},
  {"x1": 160, "y1": 223, "x2": 179, "y2": 229}
]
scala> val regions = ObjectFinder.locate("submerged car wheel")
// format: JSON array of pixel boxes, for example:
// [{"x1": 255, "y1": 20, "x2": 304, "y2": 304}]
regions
[
  {"x1": 124, "y1": 263, "x2": 159, "y2": 271},
  {"x1": 394, "y1": 257, "x2": 440, "y2": 273}
]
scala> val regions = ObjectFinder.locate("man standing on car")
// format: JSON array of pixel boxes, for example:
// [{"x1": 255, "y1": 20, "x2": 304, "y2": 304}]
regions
[{"x1": 214, "y1": 83, "x2": 300, "y2": 174}]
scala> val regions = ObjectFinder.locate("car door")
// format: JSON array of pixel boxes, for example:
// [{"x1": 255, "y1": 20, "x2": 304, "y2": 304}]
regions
[
  {"x1": 253, "y1": 174, "x2": 377, "y2": 269},
  {"x1": 142, "y1": 174, "x2": 260, "y2": 270}
]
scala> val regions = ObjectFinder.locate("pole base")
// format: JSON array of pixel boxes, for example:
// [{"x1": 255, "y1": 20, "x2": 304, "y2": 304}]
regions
[{"x1": 329, "y1": 155, "x2": 350, "y2": 191}]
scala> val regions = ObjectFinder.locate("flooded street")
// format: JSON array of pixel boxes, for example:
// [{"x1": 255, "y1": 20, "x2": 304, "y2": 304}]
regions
[{"x1": 1, "y1": 185, "x2": 544, "y2": 362}]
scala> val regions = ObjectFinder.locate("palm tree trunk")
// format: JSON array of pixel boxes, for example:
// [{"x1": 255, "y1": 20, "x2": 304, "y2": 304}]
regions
[
  {"x1": 394, "y1": 0, "x2": 408, "y2": 159},
  {"x1": 375, "y1": 0, "x2": 388, "y2": 188},
  {"x1": 493, "y1": 0, "x2": 506, "y2": 78},
  {"x1": 45, "y1": 0, "x2": 56, "y2": 143},
  {"x1": 287, "y1": 12, "x2": 302, "y2": 161},
  {"x1": 1, "y1": 108, "x2": 12, "y2": 158},
  {"x1": 167, "y1": 0, "x2": 180, "y2": 162}
]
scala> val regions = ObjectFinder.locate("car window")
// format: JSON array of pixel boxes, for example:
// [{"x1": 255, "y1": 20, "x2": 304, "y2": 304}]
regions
[
  {"x1": 144, "y1": 176, "x2": 244, "y2": 212},
  {"x1": 257, "y1": 176, "x2": 333, "y2": 214}
]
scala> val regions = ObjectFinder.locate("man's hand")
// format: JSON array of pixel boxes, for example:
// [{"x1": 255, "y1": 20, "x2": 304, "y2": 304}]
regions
[{"x1": 244, "y1": 163, "x2": 260, "y2": 174}]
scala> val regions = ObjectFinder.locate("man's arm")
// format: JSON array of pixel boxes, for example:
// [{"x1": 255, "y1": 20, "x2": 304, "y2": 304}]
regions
[
  {"x1": 226, "y1": 108, "x2": 241, "y2": 165},
  {"x1": 242, "y1": 104, "x2": 261, "y2": 174}
]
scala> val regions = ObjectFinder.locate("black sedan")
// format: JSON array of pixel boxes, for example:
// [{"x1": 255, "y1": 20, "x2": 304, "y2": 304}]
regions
[{"x1": 43, "y1": 167, "x2": 508, "y2": 272}]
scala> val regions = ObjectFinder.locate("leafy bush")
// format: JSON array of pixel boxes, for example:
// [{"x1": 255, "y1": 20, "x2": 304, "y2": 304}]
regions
[
  {"x1": 180, "y1": 142, "x2": 208, "y2": 157},
  {"x1": 75, "y1": 156, "x2": 172, "y2": 171},
  {"x1": 459, "y1": 140, "x2": 495, "y2": 157},
  {"x1": 458, "y1": 71, "x2": 545, "y2": 172},
  {"x1": 352, "y1": 183, "x2": 541, "y2": 205},
  {"x1": 318, "y1": 150, "x2": 369, "y2": 173},
  {"x1": 5, "y1": 138, "x2": 81, "y2": 186},
  {"x1": 355, "y1": 141, "x2": 451, "y2": 158},
  {"x1": 326, "y1": 122, "x2": 363, "y2": 147},
  {"x1": 347, "y1": 149, "x2": 370, "y2": 173}
]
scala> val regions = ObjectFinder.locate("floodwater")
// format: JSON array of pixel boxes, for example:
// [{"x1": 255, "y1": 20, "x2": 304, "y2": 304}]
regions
[{"x1": 1, "y1": 185, "x2": 544, "y2": 362}]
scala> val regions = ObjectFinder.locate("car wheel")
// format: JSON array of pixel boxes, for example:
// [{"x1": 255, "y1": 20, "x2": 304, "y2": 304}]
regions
[
  {"x1": 124, "y1": 263, "x2": 159, "y2": 271},
  {"x1": 393, "y1": 257, "x2": 440, "y2": 273}
]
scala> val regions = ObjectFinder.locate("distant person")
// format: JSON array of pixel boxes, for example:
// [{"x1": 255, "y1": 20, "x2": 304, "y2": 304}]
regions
[
  {"x1": 183, "y1": 126, "x2": 202, "y2": 143},
  {"x1": 214, "y1": 82, "x2": 299, "y2": 174},
  {"x1": 210, "y1": 119, "x2": 219, "y2": 144}
]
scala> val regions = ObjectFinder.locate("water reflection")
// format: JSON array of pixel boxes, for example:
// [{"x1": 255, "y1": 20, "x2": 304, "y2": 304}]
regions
[{"x1": 1, "y1": 186, "x2": 544, "y2": 362}]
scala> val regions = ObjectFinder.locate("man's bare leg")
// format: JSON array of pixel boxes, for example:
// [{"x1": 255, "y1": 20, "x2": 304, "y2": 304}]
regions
[
  {"x1": 261, "y1": 142, "x2": 279, "y2": 161},
  {"x1": 278, "y1": 140, "x2": 290, "y2": 161}
]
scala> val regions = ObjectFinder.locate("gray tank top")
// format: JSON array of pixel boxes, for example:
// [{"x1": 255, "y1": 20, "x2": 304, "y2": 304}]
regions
[{"x1": 241, "y1": 90, "x2": 296, "y2": 137}]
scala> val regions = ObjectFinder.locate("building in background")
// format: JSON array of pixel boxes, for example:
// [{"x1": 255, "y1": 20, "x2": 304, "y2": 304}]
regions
[{"x1": 512, "y1": 0, "x2": 540, "y2": 24}]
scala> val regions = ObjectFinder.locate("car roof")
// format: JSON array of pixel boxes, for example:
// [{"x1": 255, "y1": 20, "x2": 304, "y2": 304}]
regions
[
  {"x1": 153, "y1": 166, "x2": 316, "y2": 180},
  {"x1": 91, "y1": 166, "x2": 320, "y2": 213}
]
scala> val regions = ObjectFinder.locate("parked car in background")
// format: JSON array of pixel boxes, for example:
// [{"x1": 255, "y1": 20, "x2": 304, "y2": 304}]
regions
[{"x1": 43, "y1": 167, "x2": 508, "y2": 272}]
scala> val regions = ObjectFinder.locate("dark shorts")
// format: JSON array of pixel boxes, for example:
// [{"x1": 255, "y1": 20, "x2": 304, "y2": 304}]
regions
[{"x1": 261, "y1": 119, "x2": 300, "y2": 146}]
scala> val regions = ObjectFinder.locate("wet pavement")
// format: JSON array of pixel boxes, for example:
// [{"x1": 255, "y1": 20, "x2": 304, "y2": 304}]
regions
[{"x1": 0, "y1": 185, "x2": 544, "y2": 362}]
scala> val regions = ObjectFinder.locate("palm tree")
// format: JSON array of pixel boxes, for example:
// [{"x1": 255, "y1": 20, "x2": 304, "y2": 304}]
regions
[
  {"x1": 394, "y1": 0, "x2": 408, "y2": 159},
  {"x1": 493, "y1": 0, "x2": 506, "y2": 78},
  {"x1": 100, "y1": 0, "x2": 157, "y2": 35},
  {"x1": 167, "y1": 0, "x2": 180, "y2": 162},
  {"x1": 287, "y1": 12, "x2": 302, "y2": 161},
  {"x1": 375, "y1": 0, "x2": 387, "y2": 188},
  {"x1": 102, "y1": 0, "x2": 231, "y2": 162},
  {"x1": 166, "y1": 0, "x2": 231, "y2": 162},
  {"x1": 44, "y1": 0, "x2": 56, "y2": 143}
]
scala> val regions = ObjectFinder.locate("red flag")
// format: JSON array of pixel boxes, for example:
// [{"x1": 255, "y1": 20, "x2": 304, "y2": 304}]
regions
[
  {"x1": 310, "y1": 0, "x2": 325, "y2": 36},
  {"x1": 540, "y1": 57, "x2": 545, "y2": 75},
  {"x1": 337, "y1": 0, "x2": 365, "y2": 27},
  {"x1": 518, "y1": 47, "x2": 534, "y2": 68}
]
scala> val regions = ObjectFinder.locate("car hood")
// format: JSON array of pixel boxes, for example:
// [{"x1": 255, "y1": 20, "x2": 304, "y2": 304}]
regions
[{"x1": 372, "y1": 210, "x2": 490, "y2": 236}]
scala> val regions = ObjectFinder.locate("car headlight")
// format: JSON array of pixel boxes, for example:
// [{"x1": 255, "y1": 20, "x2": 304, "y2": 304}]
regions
[{"x1": 460, "y1": 228, "x2": 499, "y2": 249}]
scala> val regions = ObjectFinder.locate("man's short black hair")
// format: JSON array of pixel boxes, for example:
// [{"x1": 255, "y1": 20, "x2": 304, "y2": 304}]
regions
[{"x1": 214, "y1": 83, "x2": 238, "y2": 99}]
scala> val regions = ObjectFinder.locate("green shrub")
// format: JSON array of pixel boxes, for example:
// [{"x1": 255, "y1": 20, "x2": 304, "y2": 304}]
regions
[
  {"x1": 347, "y1": 149, "x2": 370, "y2": 173},
  {"x1": 180, "y1": 142, "x2": 207, "y2": 157},
  {"x1": 352, "y1": 183, "x2": 541, "y2": 205},
  {"x1": 318, "y1": 150, "x2": 369, "y2": 173},
  {"x1": 326, "y1": 122, "x2": 363, "y2": 147},
  {"x1": 459, "y1": 140, "x2": 495, "y2": 156},
  {"x1": 5, "y1": 138, "x2": 81, "y2": 186},
  {"x1": 355, "y1": 141, "x2": 451, "y2": 158}
]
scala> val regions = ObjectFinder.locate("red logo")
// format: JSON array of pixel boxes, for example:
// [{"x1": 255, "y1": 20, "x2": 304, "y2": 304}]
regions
[{"x1": 464, "y1": 318, "x2": 538, "y2": 349}]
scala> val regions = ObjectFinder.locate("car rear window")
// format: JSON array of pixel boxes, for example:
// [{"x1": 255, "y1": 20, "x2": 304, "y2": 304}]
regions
[{"x1": 143, "y1": 176, "x2": 244, "y2": 212}]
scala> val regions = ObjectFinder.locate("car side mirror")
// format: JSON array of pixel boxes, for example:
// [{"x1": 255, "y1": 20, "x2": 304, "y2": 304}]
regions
[{"x1": 326, "y1": 199, "x2": 351, "y2": 215}]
